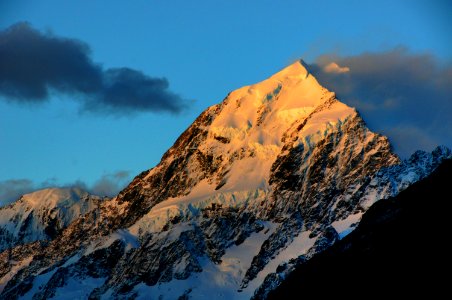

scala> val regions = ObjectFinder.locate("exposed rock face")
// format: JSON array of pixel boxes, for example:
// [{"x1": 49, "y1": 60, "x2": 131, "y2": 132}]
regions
[
  {"x1": 267, "y1": 158, "x2": 452, "y2": 300},
  {"x1": 252, "y1": 146, "x2": 451, "y2": 299},
  {"x1": 0, "y1": 61, "x2": 450, "y2": 299}
]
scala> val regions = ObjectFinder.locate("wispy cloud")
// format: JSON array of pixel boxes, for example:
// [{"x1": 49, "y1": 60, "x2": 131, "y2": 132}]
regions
[
  {"x1": 322, "y1": 62, "x2": 350, "y2": 74},
  {"x1": 0, "y1": 22, "x2": 188, "y2": 115},
  {"x1": 308, "y1": 47, "x2": 452, "y2": 157},
  {"x1": 71, "y1": 171, "x2": 131, "y2": 197},
  {"x1": 0, "y1": 179, "x2": 35, "y2": 206}
]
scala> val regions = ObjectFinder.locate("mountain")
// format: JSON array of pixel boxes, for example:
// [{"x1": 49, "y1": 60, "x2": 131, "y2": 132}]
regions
[
  {"x1": 268, "y1": 158, "x2": 452, "y2": 299},
  {"x1": 0, "y1": 187, "x2": 104, "y2": 292},
  {"x1": 0, "y1": 60, "x2": 450, "y2": 299},
  {"x1": 0, "y1": 187, "x2": 104, "y2": 251}
]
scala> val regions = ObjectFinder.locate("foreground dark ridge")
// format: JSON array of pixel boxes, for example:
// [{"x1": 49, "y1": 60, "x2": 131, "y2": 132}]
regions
[{"x1": 268, "y1": 159, "x2": 452, "y2": 299}]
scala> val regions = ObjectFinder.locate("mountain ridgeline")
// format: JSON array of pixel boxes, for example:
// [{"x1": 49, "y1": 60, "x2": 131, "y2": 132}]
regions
[{"x1": 0, "y1": 60, "x2": 450, "y2": 299}]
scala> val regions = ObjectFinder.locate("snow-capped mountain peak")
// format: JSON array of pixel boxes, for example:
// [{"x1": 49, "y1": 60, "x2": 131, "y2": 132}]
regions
[
  {"x1": 1, "y1": 61, "x2": 450, "y2": 300},
  {"x1": 132, "y1": 59, "x2": 359, "y2": 235},
  {"x1": 269, "y1": 59, "x2": 309, "y2": 79},
  {"x1": 210, "y1": 59, "x2": 338, "y2": 144},
  {"x1": 0, "y1": 187, "x2": 103, "y2": 252},
  {"x1": 20, "y1": 187, "x2": 87, "y2": 208}
]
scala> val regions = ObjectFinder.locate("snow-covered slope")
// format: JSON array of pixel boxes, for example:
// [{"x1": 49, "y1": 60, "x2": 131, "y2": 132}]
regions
[
  {"x1": 128, "y1": 61, "x2": 361, "y2": 233},
  {"x1": 1, "y1": 61, "x2": 450, "y2": 299},
  {"x1": 0, "y1": 187, "x2": 103, "y2": 252}
]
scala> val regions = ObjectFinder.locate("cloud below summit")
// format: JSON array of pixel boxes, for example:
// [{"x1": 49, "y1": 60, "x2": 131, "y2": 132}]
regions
[
  {"x1": 309, "y1": 48, "x2": 452, "y2": 157},
  {"x1": 0, "y1": 22, "x2": 187, "y2": 115},
  {"x1": 72, "y1": 171, "x2": 131, "y2": 197},
  {"x1": 0, "y1": 179, "x2": 35, "y2": 206}
]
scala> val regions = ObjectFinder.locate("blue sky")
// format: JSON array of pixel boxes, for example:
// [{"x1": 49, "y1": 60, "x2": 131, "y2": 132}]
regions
[{"x1": 0, "y1": 0, "x2": 451, "y2": 202}]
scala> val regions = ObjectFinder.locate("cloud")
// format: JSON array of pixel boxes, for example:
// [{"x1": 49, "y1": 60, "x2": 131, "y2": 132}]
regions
[
  {"x1": 0, "y1": 22, "x2": 187, "y2": 115},
  {"x1": 0, "y1": 179, "x2": 35, "y2": 206},
  {"x1": 383, "y1": 125, "x2": 438, "y2": 159},
  {"x1": 62, "y1": 170, "x2": 131, "y2": 197},
  {"x1": 85, "y1": 170, "x2": 131, "y2": 197},
  {"x1": 0, "y1": 171, "x2": 131, "y2": 207},
  {"x1": 308, "y1": 47, "x2": 452, "y2": 157},
  {"x1": 83, "y1": 68, "x2": 187, "y2": 114},
  {"x1": 323, "y1": 62, "x2": 350, "y2": 74}
]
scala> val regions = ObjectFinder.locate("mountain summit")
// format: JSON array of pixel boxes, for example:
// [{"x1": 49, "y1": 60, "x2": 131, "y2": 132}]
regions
[
  {"x1": 117, "y1": 59, "x2": 397, "y2": 235},
  {"x1": 1, "y1": 61, "x2": 450, "y2": 299}
]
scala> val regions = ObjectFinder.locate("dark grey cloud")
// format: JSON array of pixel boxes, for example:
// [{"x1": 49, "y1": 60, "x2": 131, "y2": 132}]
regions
[
  {"x1": 83, "y1": 68, "x2": 186, "y2": 114},
  {"x1": 0, "y1": 22, "x2": 187, "y2": 115},
  {"x1": 308, "y1": 47, "x2": 452, "y2": 157},
  {"x1": 0, "y1": 171, "x2": 131, "y2": 207}
]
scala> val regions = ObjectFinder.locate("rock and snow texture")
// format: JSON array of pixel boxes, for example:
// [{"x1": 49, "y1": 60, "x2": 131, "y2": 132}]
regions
[
  {"x1": 0, "y1": 188, "x2": 104, "y2": 293},
  {"x1": 0, "y1": 188, "x2": 103, "y2": 252},
  {"x1": 0, "y1": 60, "x2": 450, "y2": 299},
  {"x1": 267, "y1": 158, "x2": 452, "y2": 299}
]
